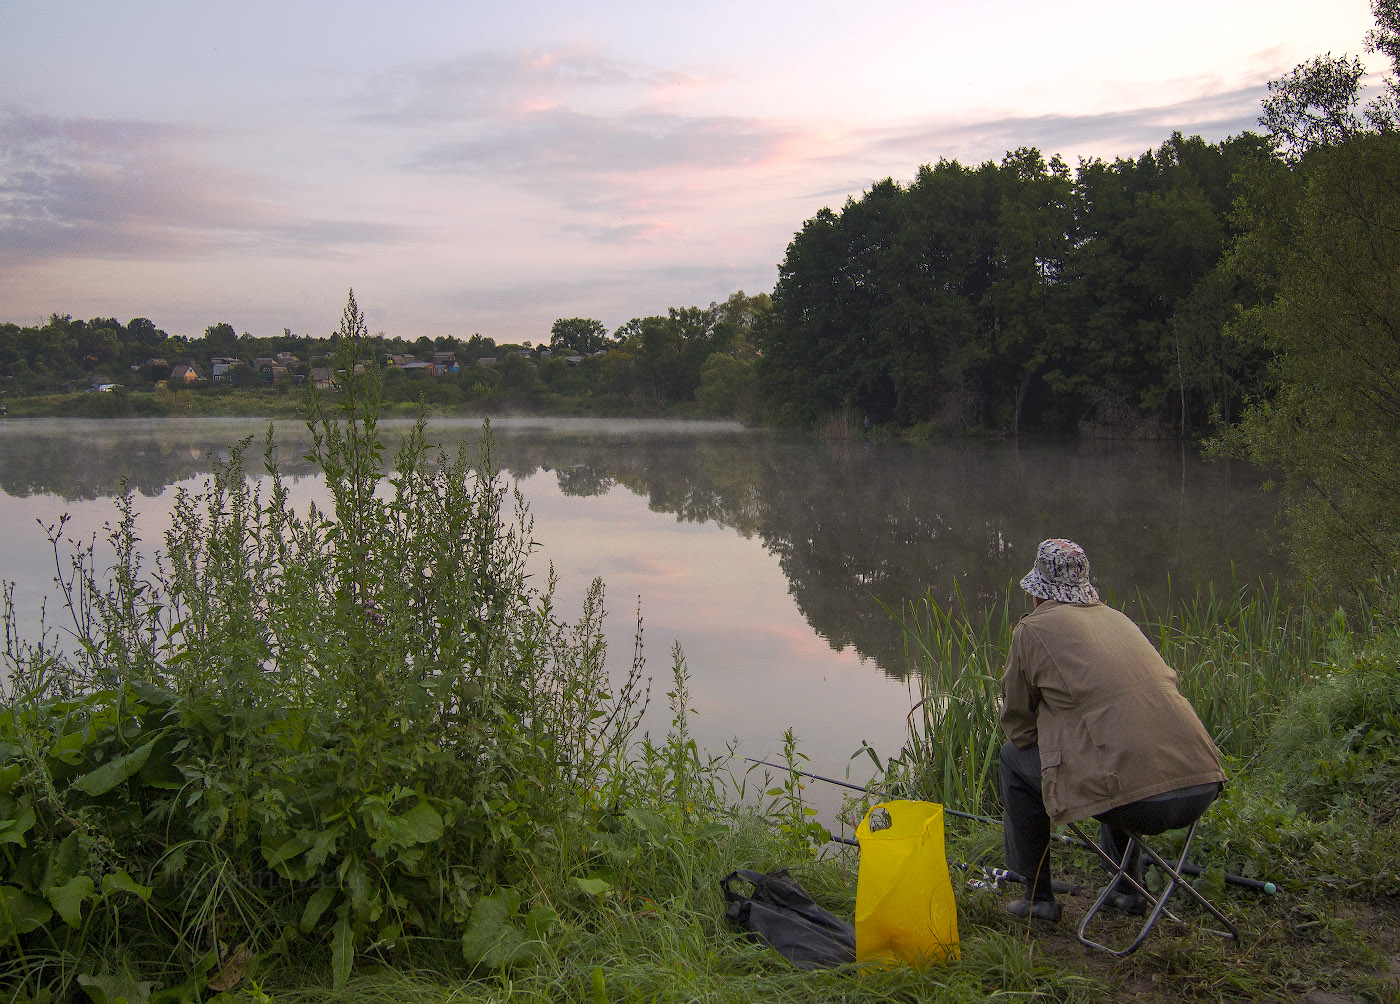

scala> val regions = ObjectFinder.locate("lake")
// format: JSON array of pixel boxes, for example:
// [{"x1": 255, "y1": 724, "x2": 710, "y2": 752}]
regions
[{"x1": 0, "y1": 417, "x2": 1287, "y2": 827}]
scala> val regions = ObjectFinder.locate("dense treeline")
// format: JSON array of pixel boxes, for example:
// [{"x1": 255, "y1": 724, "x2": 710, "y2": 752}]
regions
[
  {"x1": 758, "y1": 133, "x2": 1274, "y2": 436},
  {"x1": 0, "y1": 292, "x2": 770, "y2": 420}
]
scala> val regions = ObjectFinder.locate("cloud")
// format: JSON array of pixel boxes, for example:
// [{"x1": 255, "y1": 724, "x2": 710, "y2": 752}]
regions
[
  {"x1": 411, "y1": 261, "x2": 775, "y2": 331},
  {"x1": 354, "y1": 49, "x2": 695, "y2": 127},
  {"x1": 0, "y1": 107, "x2": 417, "y2": 265},
  {"x1": 412, "y1": 107, "x2": 785, "y2": 178},
  {"x1": 352, "y1": 48, "x2": 791, "y2": 226},
  {"x1": 859, "y1": 84, "x2": 1271, "y2": 173},
  {"x1": 557, "y1": 220, "x2": 680, "y2": 245}
]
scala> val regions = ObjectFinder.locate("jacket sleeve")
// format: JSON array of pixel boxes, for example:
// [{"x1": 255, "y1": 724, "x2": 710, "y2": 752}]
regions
[{"x1": 1000, "y1": 623, "x2": 1039, "y2": 748}]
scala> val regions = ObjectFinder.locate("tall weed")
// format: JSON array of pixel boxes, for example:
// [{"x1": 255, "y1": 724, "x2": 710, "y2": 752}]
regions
[{"x1": 0, "y1": 290, "x2": 652, "y2": 996}]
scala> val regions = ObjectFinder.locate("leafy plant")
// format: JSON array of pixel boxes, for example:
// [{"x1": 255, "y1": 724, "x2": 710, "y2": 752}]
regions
[{"x1": 0, "y1": 290, "x2": 653, "y2": 996}]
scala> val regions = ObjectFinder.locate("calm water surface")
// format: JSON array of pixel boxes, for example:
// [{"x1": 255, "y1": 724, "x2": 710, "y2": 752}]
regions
[{"x1": 0, "y1": 417, "x2": 1287, "y2": 823}]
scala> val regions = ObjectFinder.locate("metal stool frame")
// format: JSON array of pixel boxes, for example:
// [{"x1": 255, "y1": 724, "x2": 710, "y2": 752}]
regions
[{"x1": 1067, "y1": 817, "x2": 1240, "y2": 956}]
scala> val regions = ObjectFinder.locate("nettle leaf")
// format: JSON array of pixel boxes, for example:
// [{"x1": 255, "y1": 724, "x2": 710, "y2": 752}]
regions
[
  {"x1": 571, "y1": 876, "x2": 612, "y2": 898},
  {"x1": 0, "y1": 884, "x2": 53, "y2": 939},
  {"x1": 48, "y1": 731, "x2": 88, "y2": 765},
  {"x1": 622, "y1": 807, "x2": 666, "y2": 833},
  {"x1": 370, "y1": 799, "x2": 444, "y2": 856},
  {"x1": 0, "y1": 804, "x2": 36, "y2": 847},
  {"x1": 102, "y1": 870, "x2": 153, "y2": 901},
  {"x1": 262, "y1": 832, "x2": 315, "y2": 870},
  {"x1": 77, "y1": 971, "x2": 154, "y2": 1004},
  {"x1": 461, "y1": 887, "x2": 521, "y2": 967},
  {"x1": 74, "y1": 735, "x2": 160, "y2": 797},
  {"x1": 47, "y1": 874, "x2": 96, "y2": 927},
  {"x1": 49, "y1": 832, "x2": 84, "y2": 887}
]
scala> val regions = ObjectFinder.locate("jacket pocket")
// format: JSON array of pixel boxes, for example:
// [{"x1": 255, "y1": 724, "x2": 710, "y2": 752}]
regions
[{"x1": 1040, "y1": 749, "x2": 1065, "y2": 818}]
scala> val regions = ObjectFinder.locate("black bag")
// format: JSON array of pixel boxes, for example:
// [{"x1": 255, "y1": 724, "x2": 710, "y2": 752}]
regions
[{"x1": 720, "y1": 868, "x2": 856, "y2": 970}]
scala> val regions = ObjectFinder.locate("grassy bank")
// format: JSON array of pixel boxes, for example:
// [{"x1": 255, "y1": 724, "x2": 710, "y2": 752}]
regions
[
  {"x1": 0, "y1": 383, "x2": 705, "y2": 423},
  {"x1": 2, "y1": 300, "x2": 1397, "y2": 1003}
]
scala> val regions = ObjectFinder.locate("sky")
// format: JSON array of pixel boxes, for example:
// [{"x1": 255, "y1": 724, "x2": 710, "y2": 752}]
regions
[{"x1": 0, "y1": 1, "x2": 1384, "y2": 344}]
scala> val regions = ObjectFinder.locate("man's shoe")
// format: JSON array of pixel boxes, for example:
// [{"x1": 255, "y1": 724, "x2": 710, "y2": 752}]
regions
[
  {"x1": 1102, "y1": 889, "x2": 1148, "y2": 916},
  {"x1": 1004, "y1": 898, "x2": 1062, "y2": 924}
]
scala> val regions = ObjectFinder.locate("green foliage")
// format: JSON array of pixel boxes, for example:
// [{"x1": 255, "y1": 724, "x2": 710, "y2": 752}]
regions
[
  {"x1": 695, "y1": 353, "x2": 758, "y2": 420},
  {"x1": 1218, "y1": 129, "x2": 1400, "y2": 591},
  {"x1": 761, "y1": 136, "x2": 1270, "y2": 435},
  {"x1": 1265, "y1": 626, "x2": 1400, "y2": 822},
  {"x1": 549, "y1": 318, "x2": 611, "y2": 355},
  {"x1": 0, "y1": 289, "x2": 657, "y2": 997}
]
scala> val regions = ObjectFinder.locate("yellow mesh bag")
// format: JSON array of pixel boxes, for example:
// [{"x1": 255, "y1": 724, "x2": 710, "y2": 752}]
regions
[{"x1": 855, "y1": 800, "x2": 960, "y2": 965}]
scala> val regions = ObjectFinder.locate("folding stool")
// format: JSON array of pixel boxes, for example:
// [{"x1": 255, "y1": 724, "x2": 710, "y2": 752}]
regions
[{"x1": 1066, "y1": 816, "x2": 1239, "y2": 956}]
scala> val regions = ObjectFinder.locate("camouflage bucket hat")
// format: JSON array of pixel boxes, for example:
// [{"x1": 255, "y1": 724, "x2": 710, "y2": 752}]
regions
[{"x1": 1020, "y1": 538, "x2": 1100, "y2": 605}]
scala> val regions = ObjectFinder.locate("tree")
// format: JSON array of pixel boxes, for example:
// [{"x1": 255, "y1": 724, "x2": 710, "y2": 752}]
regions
[
  {"x1": 1366, "y1": 0, "x2": 1400, "y2": 126},
  {"x1": 550, "y1": 318, "x2": 610, "y2": 355},
  {"x1": 1221, "y1": 129, "x2": 1400, "y2": 589},
  {"x1": 1259, "y1": 53, "x2": 1367, "y2": 160},
  {"x1": 696, "y1": 353, "x2": 758, "y2": 419},
  {"x1": 204, "y1": 322, "x2": 238, "y2": 358}
]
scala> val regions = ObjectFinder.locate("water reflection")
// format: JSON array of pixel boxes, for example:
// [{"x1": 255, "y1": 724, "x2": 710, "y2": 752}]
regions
[{"x1": 0, "y1": 418, "x2": 1286, "y2": 685}]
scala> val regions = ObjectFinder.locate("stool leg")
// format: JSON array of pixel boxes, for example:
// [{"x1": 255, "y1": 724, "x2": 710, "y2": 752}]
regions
[
  {"x1": 1069, "y1": 820, "x2": 1239, "y2": 956},
  {"x1": 1136, "y1": 823, "x2": 1240, "y2": 943}
]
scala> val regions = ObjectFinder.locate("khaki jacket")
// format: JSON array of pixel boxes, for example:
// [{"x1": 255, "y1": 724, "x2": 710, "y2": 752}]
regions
[{"x1": 1000, "y1": 600, "x2": 1225, "y2": 825}]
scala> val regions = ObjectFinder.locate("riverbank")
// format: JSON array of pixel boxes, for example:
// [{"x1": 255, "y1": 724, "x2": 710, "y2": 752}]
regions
[
  {"x1": 0, "y1": 385, "x2": 699, "y2": 422},
  {"x1": 2, "y1": 332, "x2": 1394, "y2": 1003},
  {"x1": 256, "y1": 581, "x2": 1400, "y2": 1004}
]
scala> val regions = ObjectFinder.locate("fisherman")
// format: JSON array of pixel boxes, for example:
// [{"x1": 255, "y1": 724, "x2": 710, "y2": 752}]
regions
[{"x1": 998, "y1": 538, "x2": 1226, "y2": 923}]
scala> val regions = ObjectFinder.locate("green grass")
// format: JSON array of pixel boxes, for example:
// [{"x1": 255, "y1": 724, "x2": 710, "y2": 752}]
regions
[{"x1": 4, "y1": 292, "x2": 1398, "y2": 1003}]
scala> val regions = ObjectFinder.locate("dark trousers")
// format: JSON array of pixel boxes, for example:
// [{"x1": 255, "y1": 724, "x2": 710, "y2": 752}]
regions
[{"x1": 999, "y1": 741, "x2": 1220, "y2": 900}]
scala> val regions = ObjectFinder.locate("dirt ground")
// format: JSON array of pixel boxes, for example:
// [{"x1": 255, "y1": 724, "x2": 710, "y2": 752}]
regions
[{"x1": 966, "y1": 870, "x2": 1400, "y2": 1002}]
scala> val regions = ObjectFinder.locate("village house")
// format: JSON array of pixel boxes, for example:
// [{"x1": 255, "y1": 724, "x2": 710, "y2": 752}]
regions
[
  {"x1": 170, "y1": 361, "x2": 203, "y2": 383},
  {"x1": 258, "y1": 362, "x2": 292, "y2": 384},
  {"x1": 209, "y1": 356, "x2": 240, "y2": 382}
]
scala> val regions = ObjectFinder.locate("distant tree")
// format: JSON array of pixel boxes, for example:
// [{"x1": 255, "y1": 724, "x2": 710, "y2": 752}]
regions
[
  {"x1": 612, "y1": 318, "x2": 643, "y2": 343},
  {"x1": 696, "y1": 353, "x2": 758, "y2": 419},
  {"x1": 127, "y1": 318, "x2": 164, "y2": 349},
  {"x1": 204, "y1": 322, "x2": 238, "y2": 358},
  {"x1": 498, "y1": 353, "x2": 542, "y2": 396},
  {"x1": 550, "y1": 318, "x2": 610, "y2": 354},
  {"x1": 461, "y1": 333, "x2": 495, "y2": 360}
]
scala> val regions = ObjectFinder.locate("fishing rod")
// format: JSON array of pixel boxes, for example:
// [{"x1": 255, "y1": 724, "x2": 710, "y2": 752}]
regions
[{"x1": 741, "y1": 757, "x2": 1278, "y2": 895}]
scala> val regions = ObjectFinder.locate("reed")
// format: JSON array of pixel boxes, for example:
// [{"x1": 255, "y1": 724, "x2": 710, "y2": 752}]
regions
[
  {"x1": 879, "y1": 584, "x2": 1016, "y2": 819},
  {"x1": 889, "y1": 576, "x2": 1371, "y2": 816},
  {"x1": 1136, "y1": 576, "x2": 1354, "y2": 754}
]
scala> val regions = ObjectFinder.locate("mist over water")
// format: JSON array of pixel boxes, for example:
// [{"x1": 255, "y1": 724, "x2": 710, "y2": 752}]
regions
[{"x1": 0, "y1": 417, "x2": 1286, "y2": 822}]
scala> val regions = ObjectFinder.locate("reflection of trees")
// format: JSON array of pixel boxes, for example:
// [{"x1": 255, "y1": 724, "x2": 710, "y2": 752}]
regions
[
  {"x1": 482, "y1": 429, "x2": 1286, "y2": 681},
  {"x1": 551, "y1": 464, "x2": 614, "y2": 497},
  {"x1": 0, "y1": 420, "x2": 1286, "y2": 681},
  {"x1": 0, "y1": 421, "x2": 321, "y2": 499}
]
